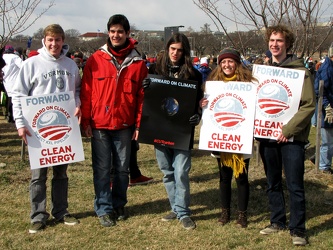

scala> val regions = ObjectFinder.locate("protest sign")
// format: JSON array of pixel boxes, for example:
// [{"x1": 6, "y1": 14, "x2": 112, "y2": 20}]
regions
[
  {"x1": 252, "y1": 64, "x2": 305, "y2": 140},
  {"x1": 199, "y1": 81, "x2": 257, "y2": 154},
  {"x1": 139, "y1": 74, "x2": 199, "y2": 150},
  {"x1": 20, "y1": 91, "x2": 84, "y2": 169}
]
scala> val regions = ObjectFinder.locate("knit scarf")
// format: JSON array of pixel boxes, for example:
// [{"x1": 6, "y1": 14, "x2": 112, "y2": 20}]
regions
[
  {"x1": 220, "y1": 73, "x2": 246, "y2": 178},
  {"x1": 220, "y1": 152, "x2": 246, "y2": 178},
  {"x1": 224, "y1": 74, "x2": 237, "y2": 81},
  {"x1": 106, "y1": 38, "x2": 134, "y2": 65}
]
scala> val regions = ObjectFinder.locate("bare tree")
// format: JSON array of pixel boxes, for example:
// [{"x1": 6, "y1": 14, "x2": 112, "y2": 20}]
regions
[
  {"x1": 193, "y1": 0, "x2": 332, "y2": 57},
  {"x1": 33, "y1": 27, "x2": 44, "y2": 40},
  {"x1": 0, "y1": 0, "x2": 55, "y2": 48},
  {"x1": 65, "y1": 29, "x2": 81, "y2": 38},
  {"x1": 201, "y1": 23, "x2": 212, "y2": 34}
]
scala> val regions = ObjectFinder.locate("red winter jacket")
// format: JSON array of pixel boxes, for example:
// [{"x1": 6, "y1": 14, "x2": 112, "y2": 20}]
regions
[{"x1": 80, "y1": 44, "x2": 147, "y2": 131}]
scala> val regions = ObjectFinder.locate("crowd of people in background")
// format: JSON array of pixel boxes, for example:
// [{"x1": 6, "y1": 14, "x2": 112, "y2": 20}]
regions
[{"x1": 1, "y1": 13, "x2": 333, "y2": 247}]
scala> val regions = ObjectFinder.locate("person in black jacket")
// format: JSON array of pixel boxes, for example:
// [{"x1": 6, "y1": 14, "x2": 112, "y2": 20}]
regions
[{"x1": 144, "y1": 33, "x2": 203, "y2": 230}]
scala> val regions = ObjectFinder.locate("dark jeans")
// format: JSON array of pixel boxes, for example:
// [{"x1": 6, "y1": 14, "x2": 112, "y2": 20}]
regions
[
  {"x1": 91, "y1": 128, "x2": 131, "y2": 216},
  {"x1": 111, "y1": 139, "x2": 142, "y2": 181},
  {"x1": 129, "y1": 140, "x2": 142, "y2": 179},
  {"x1": 218, "y1": 158, "x2": 249, "y2": 211},
  {"x1": 259, "y1": 140, "x2": 306, "y2": 234}
]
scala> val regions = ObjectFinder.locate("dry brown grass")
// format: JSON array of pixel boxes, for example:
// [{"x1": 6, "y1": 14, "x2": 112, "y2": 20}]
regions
[{"x1": 1, "y1": 115, "x2": 333, "y2": 249}]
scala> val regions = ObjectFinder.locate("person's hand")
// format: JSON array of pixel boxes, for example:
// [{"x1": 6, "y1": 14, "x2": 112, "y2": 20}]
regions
[
  {"x1": 276, "y1": 133, "x2": 288, "y2": 144},
  {"x1": 74, "y1": 107, "x2": 81, "y2": 124},
  {"x1": 325, "y1": 104, "x2": 333, "y2": 123},
  {"x1": 199, "y1": 97, "x2": 208, "y2": 108},
  {"x1": 132, "y1": 129, "x2": 139, "y2": 140},
  {"x1": 17, "y1": 127, "x2": 31, "y2": 145},
  {"x1": 142, "y1": 78, "x2": 151, "y2": 90},
  {"x1": 189, "y1": 114, "x2": 201, "y2": 126},
  {"x1": 84, "y1": 125, "x2": 93, "y2": 137}
]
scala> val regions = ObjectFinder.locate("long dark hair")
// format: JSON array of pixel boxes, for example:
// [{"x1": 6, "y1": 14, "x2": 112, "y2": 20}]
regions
[{"x1": 154, "y1": 33, "x2": 196, "y2": 79}]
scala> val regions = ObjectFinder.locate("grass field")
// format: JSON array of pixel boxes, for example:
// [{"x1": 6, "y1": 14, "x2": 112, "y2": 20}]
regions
[{"x1": 1, "y1": 115, "x2": 333, "y2": 249}]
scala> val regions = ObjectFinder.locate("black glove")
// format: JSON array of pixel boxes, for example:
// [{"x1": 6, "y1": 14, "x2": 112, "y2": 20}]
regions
[
  {"x1": 189, "y1": 114, "x2": 201, "y2": 126},
  {"x1": 142, "y1": 78, "x2": 151, "y2": 90}
]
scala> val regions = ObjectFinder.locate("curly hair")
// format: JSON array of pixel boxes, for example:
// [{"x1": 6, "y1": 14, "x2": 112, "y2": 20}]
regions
[{"x1": 265, "y1": 25, "x2": 295, "y2": 52}]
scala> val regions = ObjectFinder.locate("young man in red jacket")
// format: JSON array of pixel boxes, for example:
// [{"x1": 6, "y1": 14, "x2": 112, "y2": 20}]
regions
[{"x1": 80, "y1": 14, "x2": 147, "y2": 227}]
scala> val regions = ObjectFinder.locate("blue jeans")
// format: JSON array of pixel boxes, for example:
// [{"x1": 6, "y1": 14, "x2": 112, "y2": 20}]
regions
[
  {"x1": 319, "y1": 128, "x2": 333, "y2": 171},
  {"x1": 259, "y1": 141, "x2": 306, "y2": 234},
  {"x1": 155, "y1": 145, "x2": 191, "y2": 220},
  {"x1": 30, "y1": 164, "x2": 69, "y2": 224},
  {"x1": 91, "y1": 128, "x2": 131, "y2": 217}
]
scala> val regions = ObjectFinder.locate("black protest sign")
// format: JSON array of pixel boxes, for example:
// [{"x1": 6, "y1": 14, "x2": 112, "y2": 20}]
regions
[{"x1": 138, "y1": 74, "x2": 198, "y2": 150}]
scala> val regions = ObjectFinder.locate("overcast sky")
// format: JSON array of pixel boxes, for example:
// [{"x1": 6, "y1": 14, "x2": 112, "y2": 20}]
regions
[
  {"x1": 21, "y1": 0, "x2": 333, "y2": 36},
  {"x1": 22, "y1": 0, "x2": 214, "y2": 35}
]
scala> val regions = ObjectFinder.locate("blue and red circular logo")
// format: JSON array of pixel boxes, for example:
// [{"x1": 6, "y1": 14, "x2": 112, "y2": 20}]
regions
[
  {"x1": 257, "y1": 84, "x2": 290, "y2": 117},
  {"x1": 212, "y1": 97, "x2": 245, "y2": 129},
  {"x1": 33, "y1": 109, "x2": 72, "y2": 144}
]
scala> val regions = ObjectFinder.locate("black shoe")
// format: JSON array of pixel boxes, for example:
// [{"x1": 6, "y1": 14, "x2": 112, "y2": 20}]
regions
[
  {"x1": 291, "y1": 232, "x2": 308, "y2": 246},
  {"x1": 260, "y1": 223, "x2": 286, "y2": 235},
  {"x1": 61, "y1": 214, "x2": 79, "y2": 225},
  {"x1": 99, "y1": 214, "x2": 116, "y2": 227},
  {"x1": 115, "y1": 207, "x2": 128, "y2": 221},
  {"x1": 161, "y1": 212, "x2": 177, "y2": 222},
  {"x1": 180, "y1": 217, "x2": 196, "y2": 230},
  {"x1": 29, "y1": 221, "x2": 45, "y2": 234}
]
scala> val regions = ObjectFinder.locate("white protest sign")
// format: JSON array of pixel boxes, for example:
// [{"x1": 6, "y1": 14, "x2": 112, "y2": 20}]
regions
[
  {"x1": 20, "y1": 91, "x2": 84, "y2": 169},
  {"x1": 199, "y1": 81, "x2": 257, "y2": 154},
  {"x1": 252, "y1": 64, "x2": 305, "y2": 140}
]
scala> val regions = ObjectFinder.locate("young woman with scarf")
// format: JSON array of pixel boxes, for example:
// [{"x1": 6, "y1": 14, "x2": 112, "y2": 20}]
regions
[{"x1": 200, "y1": 48, "x2": 257, "y2": 228}]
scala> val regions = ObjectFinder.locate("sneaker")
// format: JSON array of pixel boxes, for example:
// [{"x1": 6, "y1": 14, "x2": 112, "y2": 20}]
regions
[
  {"x1": 99, "y1": 214, "x2": 116, "y2": 227},
  {"x1": 29, "y1": 221, "x2": 45, "y2": 234},
  {"x1": 291, "y1": 232, "x2": 308, "y2": 246},
  {"x1": 62, "y1": 214, "x2": 79, "y2": 225},
  {"x1": 161, "y1": 212, "x2": 177, "y2": 222},
  {"x1": 129, "y1": 175, "x2": 153, "y2": 186},
  {"x1": 321, "y1": 168, "x2": 333, "y2": 174},
  {"x1": 260, "y1": 223, "x2": 285, "y2": 235},
  {"x1": 115, "y1": 207, "x2": 128, "y2": 221},
  {"x1": 180, "y1": 217, "x2": 196, "y2": 230}
]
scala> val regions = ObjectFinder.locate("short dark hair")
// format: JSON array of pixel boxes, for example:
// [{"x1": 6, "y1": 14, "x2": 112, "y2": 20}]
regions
[
  {"x1": 265, "y1": 25, "x2": 295, "y2": 52},
  {"x1": 107, "y1": 14, "x2": 130, "y2": 33}
]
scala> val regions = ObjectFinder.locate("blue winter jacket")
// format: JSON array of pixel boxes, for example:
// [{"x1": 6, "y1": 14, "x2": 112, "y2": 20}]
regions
[{"x1": 314, "y1": 56, "x2": 333, "y2": 128}]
